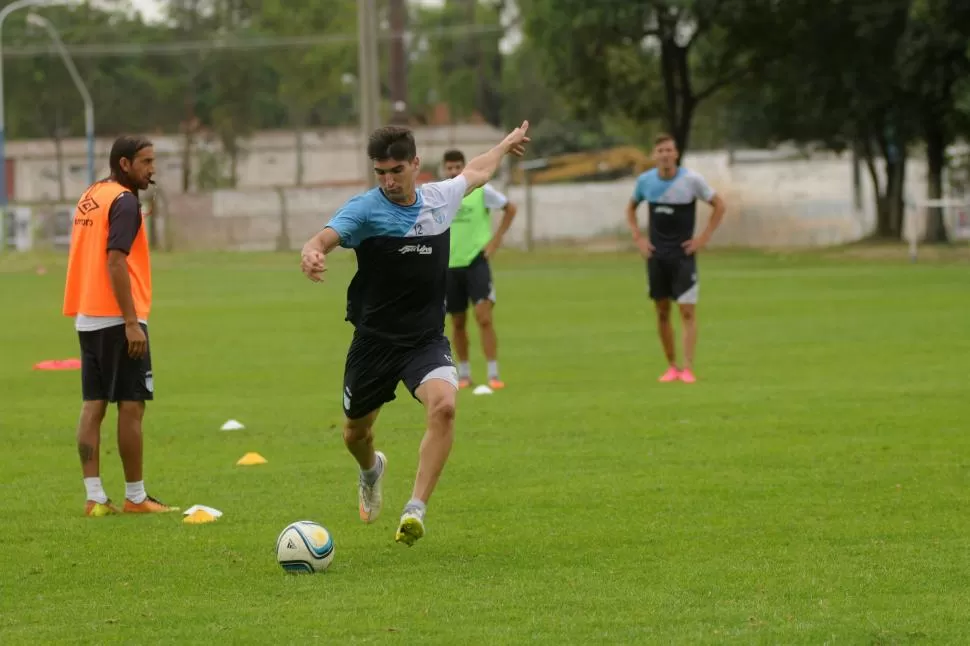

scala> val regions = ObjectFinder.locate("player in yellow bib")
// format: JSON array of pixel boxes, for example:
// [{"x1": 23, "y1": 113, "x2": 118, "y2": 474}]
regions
[{"x1": 441, "y1": 149, "x2": 518, "y2": 390}]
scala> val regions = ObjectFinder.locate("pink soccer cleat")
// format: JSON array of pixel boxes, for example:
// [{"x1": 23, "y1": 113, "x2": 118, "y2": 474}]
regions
[
  {"x1": 658, "y1": 367, "x2": 681, "y2": 382},
  {"x1": 678, "y1": 368, "x2": 697, "y2": 383}
]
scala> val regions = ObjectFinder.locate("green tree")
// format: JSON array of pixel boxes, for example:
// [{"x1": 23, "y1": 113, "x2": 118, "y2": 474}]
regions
[
  {"x1": 258, "y1": 0, "x2": 357, "y2": 185},
  {"x1": 896, "y1": 0, "x2": 970, "y2": 242},
  {"x1": 4, "y1": 2, "x2": 178, "y2": 196},
  {"x1": 520, "y1": 0, "x2": 757, "y2": 159},
  {"x1": 170, "y1": 0, "x2": 273, "y2": 188},
  {"x1": 407, "y1": 0, "x2": 505, "y2": 126},
  {"x1": 727, "y1": 0, "x2": 970, "y2": 241}
]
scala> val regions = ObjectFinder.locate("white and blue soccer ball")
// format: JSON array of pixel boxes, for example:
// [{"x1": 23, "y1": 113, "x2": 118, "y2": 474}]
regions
[{"x1": 275, "y1": 520, "x2": 334, "y2": 574}]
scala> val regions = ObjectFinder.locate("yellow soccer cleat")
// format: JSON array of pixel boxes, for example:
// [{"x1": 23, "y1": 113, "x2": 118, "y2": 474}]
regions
[
  {"x1": 84, "y1": 500, "x2": 120, "y2": 517},
  {"x1": 394, "y1": 510, "x2": 426, "y2": 547}
]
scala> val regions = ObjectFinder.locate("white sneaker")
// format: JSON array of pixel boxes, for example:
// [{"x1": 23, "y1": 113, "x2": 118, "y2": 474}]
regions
[
  {"x1": 358, "y1": 451, "x2": 386, "y2": 523},
  {"x1": 395, "y1": 507, "x2": 426, "y2": 546}
]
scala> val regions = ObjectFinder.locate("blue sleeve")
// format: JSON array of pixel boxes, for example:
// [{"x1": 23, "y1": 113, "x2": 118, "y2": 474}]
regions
[
  {"x1": 325, "y1": 196, "x2": 369, "y2": 248},
  {"x1": 631, "y1": 177, "x2": 645, "y2": 205}
]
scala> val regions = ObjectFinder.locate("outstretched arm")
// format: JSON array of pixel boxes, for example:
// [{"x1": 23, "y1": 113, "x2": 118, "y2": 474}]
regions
[{"x1": 460, "y1": 120, "x2": 531, "y2": 195}]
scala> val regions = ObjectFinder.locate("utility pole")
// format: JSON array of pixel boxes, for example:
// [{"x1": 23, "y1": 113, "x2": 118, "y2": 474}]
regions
[
  {"x1": 388, "y1": 0, "x2": 408, "y2": 125},
  {"x1": 356, "y1": 0, "x2": 381, "y2": 187}
]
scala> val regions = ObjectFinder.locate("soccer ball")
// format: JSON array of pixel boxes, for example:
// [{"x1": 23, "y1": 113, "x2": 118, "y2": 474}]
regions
[{"x1": 275, "y1": 520, "x2": 335, "y2": 574}]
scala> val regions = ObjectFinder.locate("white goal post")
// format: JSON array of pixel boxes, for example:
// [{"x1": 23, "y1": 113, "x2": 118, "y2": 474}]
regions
[
  {"x1": 905, "y1": 198, "x2": 970, "y2": 261},
  {"x1": 905, "y1": 155, "x2": 970, "y2": 261}
]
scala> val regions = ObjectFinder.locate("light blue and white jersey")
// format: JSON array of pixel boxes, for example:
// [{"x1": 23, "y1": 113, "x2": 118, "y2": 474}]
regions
[
  {"x1": 631, "y1": 167, "x2": 715, "y2": 257},
  {"x1": 324, "y1": 176, "x2": 468, "y2": 345}
]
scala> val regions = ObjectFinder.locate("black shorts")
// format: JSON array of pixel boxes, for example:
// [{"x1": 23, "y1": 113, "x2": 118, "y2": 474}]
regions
[
  {"x1": 78, "y1": 323, "x2": 154, "y2": 402},
  {"x1": 446, "y1": 252, "x2": 495, "y2": 315},
  {"x1": 647, "y1": 255, "x2": 699, "y2": 303},
  {"x1": 342, "y1": 333, "x2": 458, "y2": 419}
]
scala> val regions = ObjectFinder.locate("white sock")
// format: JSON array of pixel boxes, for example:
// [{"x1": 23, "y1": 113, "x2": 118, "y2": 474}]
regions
[
  {"x1": 84, "y1": 477, "x2": 107, "y2": 504},
  {"x1": 360, "y1": 454, "x2": 384, "y2": 485},
  {"x1": 125, "y1": 480, "x2": 147, "y2": 504},
  {"x1": 404, "y1": 498, "x2": 426, "y2": 517},
  {"x1": 487, "y1": 360, "x2": 499, "y2": 380},
  {"x1": 458, "y1": 361, "x2": 471, "y2": 379}
]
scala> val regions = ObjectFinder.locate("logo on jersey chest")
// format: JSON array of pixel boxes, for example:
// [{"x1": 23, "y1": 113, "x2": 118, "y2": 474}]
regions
[{"x1": 399, "y1": 244, "x2": 433, "y2": 255}]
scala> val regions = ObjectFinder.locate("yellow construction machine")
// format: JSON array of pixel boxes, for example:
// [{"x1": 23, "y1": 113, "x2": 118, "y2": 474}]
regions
[{"x1": 511, "y1": 145, "x2": 654, "y2": 185}]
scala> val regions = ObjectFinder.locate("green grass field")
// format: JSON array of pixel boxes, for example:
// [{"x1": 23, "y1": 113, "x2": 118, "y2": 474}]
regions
[{"x1": 1, "y1": 247, "x2": 968, "y2": 644}]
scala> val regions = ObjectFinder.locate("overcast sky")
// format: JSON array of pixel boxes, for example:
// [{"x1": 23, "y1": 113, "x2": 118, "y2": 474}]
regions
[
  {"x1": 129, "y1": 0, "x2": 448, "y2": 23},
  {"x1": 127, "y1": 0, "x2": 519, "y2": 52}
]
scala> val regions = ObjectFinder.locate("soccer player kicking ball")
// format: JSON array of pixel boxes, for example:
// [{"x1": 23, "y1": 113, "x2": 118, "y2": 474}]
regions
[
  {"x1": 300, "y1": 121, "x2": 530, "y2": 546},
  {"x1": 626, "y1": 134, "x2": 726, "y2": 383}
]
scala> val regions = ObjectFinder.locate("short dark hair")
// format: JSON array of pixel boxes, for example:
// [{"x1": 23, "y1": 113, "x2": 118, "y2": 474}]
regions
[
  {"x1": 654, "y1": 133, "x2": 676, "y2": 147},
  {"x1": 110, "y1": 135, "x2": 153, "y2": 176},
  {"x1": 442, "y1": 149, "x2": 465, "y2": 164},
  {"x1": 367, "y1": 126, "x2": 416, "y2": 162}
]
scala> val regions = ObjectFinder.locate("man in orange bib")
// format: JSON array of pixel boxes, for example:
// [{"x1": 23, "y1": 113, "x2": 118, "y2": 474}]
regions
[{"x1": 62, "y1": 135, "x2": 176, "y2": 517}]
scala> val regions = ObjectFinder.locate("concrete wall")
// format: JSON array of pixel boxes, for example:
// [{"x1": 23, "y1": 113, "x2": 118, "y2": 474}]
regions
[
  {"x1": 16, "y1": 135, "x2": 962, "y2": 251},
  {"x1": 5, "y1": 124, "x2": 505, "y2": 203},
  {"x1": 163, "y1": 150, "x2": 937, "y2": 251}
]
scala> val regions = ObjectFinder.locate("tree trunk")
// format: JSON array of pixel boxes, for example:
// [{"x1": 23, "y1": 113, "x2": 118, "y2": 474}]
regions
[
  {"x1": 886, "y1": 151, "x2": 906, "y2": 238},
  {"x1": 675, "y1": 100, "x2": 695, "y2": 163},
  {"x1": 861, "y1": 135, "x2": 906, "y2": 239},
  {"x1": 923, "y1": 120, "x2": 949, "y2": 243},
  {"x1": 180, "y1": 0, "x2": 200, "y2": 193},
  {"x1": 861, "y1": 138, "x2": 888, "y2": 236},
  {"x1": 659, "y1": 38, "x2": 696, "y2": 162},
  {"x1": 852, "y1": 141, "x2": 863, "y2": 211}
]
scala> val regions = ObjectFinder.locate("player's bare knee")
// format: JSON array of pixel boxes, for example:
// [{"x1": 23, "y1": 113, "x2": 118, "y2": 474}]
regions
[
  {"x1": 451, "y1": 312, "x2": 467, "y2": 333},
  {"x1": 117, "y1": 401, "x2": 145, "y2": 421},
  {"x1": 343, "y1": 418, "x2": 374, "y2": 444},
  {"x1": 655, "y1": 302, "x2": 672, "y2": 323},
  {"x1": 80, "y1": 400, "x2": 108, "y2": 423},
  {"x1": 473, "y1": 304, "x2": 492, "y2": 328},
  {"x1": 426, "y1": 393, "x2": 457, "y2": 429},
  {"x1": 678, "y1": 304, "x2": 696, "y2": 322},
  {"x1": 429, "y1": 401, "x2": 456, "y2": 428}
]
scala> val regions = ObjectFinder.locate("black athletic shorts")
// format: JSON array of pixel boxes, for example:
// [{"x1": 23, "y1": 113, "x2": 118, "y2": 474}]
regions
[
  {"x1": 342, "y1": 332, "x2": 458, "y2": 419},
  {"x1": 647, "y1": 254, "x2": 699, "y2": 303},
  {"x1": 446, "y1": 252, "x2": 495, "y2": 315},
  {"x1": 78, "y1": 323, "x2": 154, "y2": 402}
]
